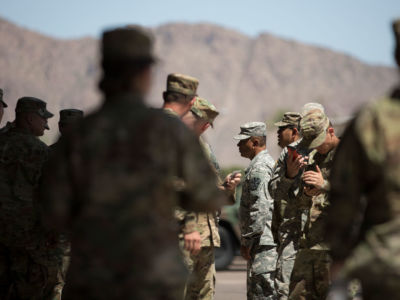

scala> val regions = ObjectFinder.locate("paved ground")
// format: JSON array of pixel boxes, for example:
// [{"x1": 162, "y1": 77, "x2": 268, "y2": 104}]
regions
[{"x1": 215, "y1": 256, "x2": 247, "y2": 300}]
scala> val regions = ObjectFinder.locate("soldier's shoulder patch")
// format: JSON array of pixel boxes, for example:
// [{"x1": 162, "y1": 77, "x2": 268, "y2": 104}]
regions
[{"x1": 248, "y1": 177, "x2": 261, "y2": 191}]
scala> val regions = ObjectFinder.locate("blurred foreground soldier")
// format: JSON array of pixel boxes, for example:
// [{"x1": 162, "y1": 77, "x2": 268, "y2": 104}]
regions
[
  {"x1": 39, "y1": 26, "x2": 226, "y2": 300},
  {"x1": 288, "y1": 111, "x2": 340, "y2": 300},
  {"x1": 325, "y1": 19, "x2": 400, "y2": 300},
  {"x1": 181, "y1": 97, "x2": 240, "y2": 299},
  {"x1": 163, "y1": 73, "x2": 198, "y2": 118},
  {"x1": 270, "y1": 112, "x2": 301, "y2": 299},
  {"x1": 0, "y1": 97, "x2": 55, "y2": 299},
  {"x1": 235, "y1": 122, "x2": 277, "y2": 300}
]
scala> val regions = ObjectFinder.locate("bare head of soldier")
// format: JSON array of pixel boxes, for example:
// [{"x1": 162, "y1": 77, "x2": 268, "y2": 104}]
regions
[
  {"x1": 162, "y1": 73, "x2": 199, "y2": 117},
  {"x1": 234, "y1": 122, "x2": 267, "y2": 160},
  {"x1": 99, "y1": 26, "x2": 156, "y2": 98},
  {"x1": 58, "y1": 109, "x2": 84, "y2": 136},
  {"x1": 274, "y1": 112, "x2": 301, "y2": 148},
  {"x1": 15, "y1": 97, "x2": 53, "y2": 136},
  {"x1": 182, "y1": 97, "x2": 218, "y2": 136}
]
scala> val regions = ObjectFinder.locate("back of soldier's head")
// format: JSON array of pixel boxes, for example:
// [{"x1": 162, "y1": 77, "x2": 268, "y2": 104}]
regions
[
  {"x1": 394, "y1": 19, "x2": 400, "y2": 68},
  {"x1": 99, "y1": 25, "x2": 156, "y2": 96},
  {"x1": 163, "y1": 73, "x2": 199, "y2": 104}
]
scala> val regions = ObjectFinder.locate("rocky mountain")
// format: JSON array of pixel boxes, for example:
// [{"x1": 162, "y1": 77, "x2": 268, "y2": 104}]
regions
[{"x1": 0, "y1": 17, "x2": 397, "y2": 166}]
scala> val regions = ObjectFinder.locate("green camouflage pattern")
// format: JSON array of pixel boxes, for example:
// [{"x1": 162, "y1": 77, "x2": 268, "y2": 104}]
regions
[
  {"x1": 299, "y1": 111, "x2": 329, "y2": 149},
  {"x1": 15, "y1": 97, "x2": 53, "y2": 119},
  {"x1": 39, "y1": 93, "x2": 226, "y2": 300},
  {"x1": 268, "y1": 139, "x2": 308, "y2": 300},
  {"x1": 274, "y1": 112, "x2": 301, "y2": 128},
  {"x1": 288, "y1": 147, "x2": 336, "y2": 299},
  {"x1": 191, "y1": 97, "x2": 219, "y2": 126},
  {"x1": 166, "y1": 73, "x2": 199, "y2": 97},
  {"x1": 0, "y1": 127, "x2": 62, "y2": 299},
  {"x1": 181, "y1": 245, "x2": 216, "y2": 300},
  {"x1": 326, "y1": 94, "x2": 400, "y2": 299},
  {"x1": 289, "y1": 249, "x2": 331, "y2": 300}
]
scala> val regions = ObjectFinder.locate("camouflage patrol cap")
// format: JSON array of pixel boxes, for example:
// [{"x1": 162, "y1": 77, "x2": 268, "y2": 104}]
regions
[
  {"x1": 300, "y1": 111, "x2": 330, "y2": 149},
  {"x1": 274, "y1": 112, "x2": 301, "y2": 127},
  {"x1": 301, "y1": 102, "x2": 325, "y2": 116},
  {"x1": 0, "y1": 89, "x2": 7, "y2": 108},
  {"x1": 102, "y1": 25, "x2": 156, "y2": 63},
  {"x1": 16, "y1": 97, "x2": 53, "y2": 119},
  {"x1": 191, "y1": 97, "x2": 219, "y2": 126},
  {"x1": 59, "y1": 109, "x2": 84, "y2": 124},
  {"x1": 165, "y1": 73, "x2": 199, "y2": 97},
  {"x1": 234, "y1": 122, "x2": 266, "y2": 140}
]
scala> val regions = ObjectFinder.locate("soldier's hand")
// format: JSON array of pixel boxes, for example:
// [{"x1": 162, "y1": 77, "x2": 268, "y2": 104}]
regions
[
  {"x1": 240, "y1": 245, "x2": 251, "y2": 261},
  {"x1": 303, "y1": 165, "x2": 324, "y2": 189},
  {"x1": 184, "y1": 231, "x2": 201, "y2": 255},
  {"x1": 286, "y1": 153, "x2": 307, "y2": 179},
  {"x1": 223, "y1": 172, "x2": 242, "y2": 191}
]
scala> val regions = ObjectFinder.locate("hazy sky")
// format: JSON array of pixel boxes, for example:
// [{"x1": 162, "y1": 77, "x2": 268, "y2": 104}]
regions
[{"x1": 2, "y1": 0, "x2": 400, "y2": 66}]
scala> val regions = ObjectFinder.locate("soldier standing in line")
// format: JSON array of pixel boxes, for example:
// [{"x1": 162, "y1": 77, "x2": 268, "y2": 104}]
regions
[
  {"x1": 235, "y1": 122, "x2": 277, "y2": 300},
  {"x1": 288, "y1": 111, "x2": 340, "y2": 300},
  {"x1": 270, "y1": 112, "x2": 302, "y2": 300},
  {"x1": 181, "y1": 97, "x2": 241, "y2": 299},
  {"x1": 0, "y1": 97, "x2": 56, "y2": 299},
  {"x1": 161, "y1": 74, "x2": 205, "y2": 258},
  {"x1": 162, "y1": 73, "x2": 198, "y2": 118},
  {"x1": 39, "y1": 26, "x2": 227, "y2": 300},
  {"x1": 268, "y1": 105, "x2": 324, "y2": 300},
  {"x1": 325, "y1": 19, "x2": 400, "y2": 300}
]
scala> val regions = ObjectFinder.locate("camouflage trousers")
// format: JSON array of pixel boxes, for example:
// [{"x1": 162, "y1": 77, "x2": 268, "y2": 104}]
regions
[
  {"x1": 274, "y1": 238, "x2": 297, "y2": 300},
  {"x1": 247, "y1": 244, "x2": 277, "y2": 300},
  {"x1": 181, "y1": 244, "x2": 216, "y2": 300},
  {"x1": 0, "y1": 243, "x2": 64, "y2": 300},
  {"x1": 288, "y1": 249, "x2": 331, "y2": 300}
]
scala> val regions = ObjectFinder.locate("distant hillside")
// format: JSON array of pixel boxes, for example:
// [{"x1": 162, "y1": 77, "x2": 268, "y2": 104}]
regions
[{"x1": 0, "y1": 18, "x2": 397, "y2": 166}]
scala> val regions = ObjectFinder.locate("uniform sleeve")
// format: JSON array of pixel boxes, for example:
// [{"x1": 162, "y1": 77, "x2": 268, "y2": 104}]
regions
[
  {"x1": 240, "y1": 165, "x2": 273, "y2": 247},
  {"x1": 176, "y1": 125, "x2": 227, "y2": 214}
]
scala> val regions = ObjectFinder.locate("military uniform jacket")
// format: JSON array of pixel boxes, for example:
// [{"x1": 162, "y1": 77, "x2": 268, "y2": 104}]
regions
[
  {"x1": 268, "y1": 139, "x2": 306, "y2": 247},
  {"x1": 297, "y1": 147, "x2": 336, "y2": 250},
  {"x1": 0, "y1": 127, "x2": 48, "y2": 248},
  {"x1": 240, "y1": 149, "x2": 276, "y2": 247},
  {"x1": 197, "y1": 137, "x2": 221, "y2": 247},
  {"x1": 326, "y1": 94, "x2": 400, "y2": 266},
  {"x1": 40, "y1": 93, "x2": 226, "y2": 299}
]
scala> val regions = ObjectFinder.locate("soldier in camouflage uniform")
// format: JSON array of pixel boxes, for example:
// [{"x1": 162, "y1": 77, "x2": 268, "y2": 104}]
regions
[
  {"x1": 161, "y1": 74, "x2": 208, "y2": 261},
  {"x1": 288, "y1": 111, "x2": 340, "y2": 300},
  {"x1": 235, "y1": 122, "x2": 277, "y2": 300},
  {"x1": 38, "y1": 26, "x2": 226, "y2": 300},
  {"x1": 162, "y1": 73, "x2": 198, "y2": 118},
  {"x1": 325, "y1": 19, "x2": 400, "y2": 300},
  {"x1": 270, "y1": 112, "x2": 302, "y2": 300},
  {"x1": 181, "y1": 97, "x2": 240, "y2": 299},
  {"x1": 0, "y1": 97, "x2": 57, "y2": 299}
]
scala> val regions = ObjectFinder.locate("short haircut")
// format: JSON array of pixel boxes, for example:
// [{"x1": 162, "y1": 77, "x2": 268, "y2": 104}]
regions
[{"x1": 251, "y1": 136, "x2": 266, "y2": 147}]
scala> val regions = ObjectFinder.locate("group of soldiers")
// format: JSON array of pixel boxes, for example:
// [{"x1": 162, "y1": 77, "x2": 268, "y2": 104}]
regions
[{"x1": 0, "y1": 18, "x2": 398, "y2": 300}]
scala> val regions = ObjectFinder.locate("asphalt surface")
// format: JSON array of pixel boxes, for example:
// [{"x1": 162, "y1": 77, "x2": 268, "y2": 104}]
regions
[{"x1": 215, "y1": 256, "x2": 247, "y2": 300}]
